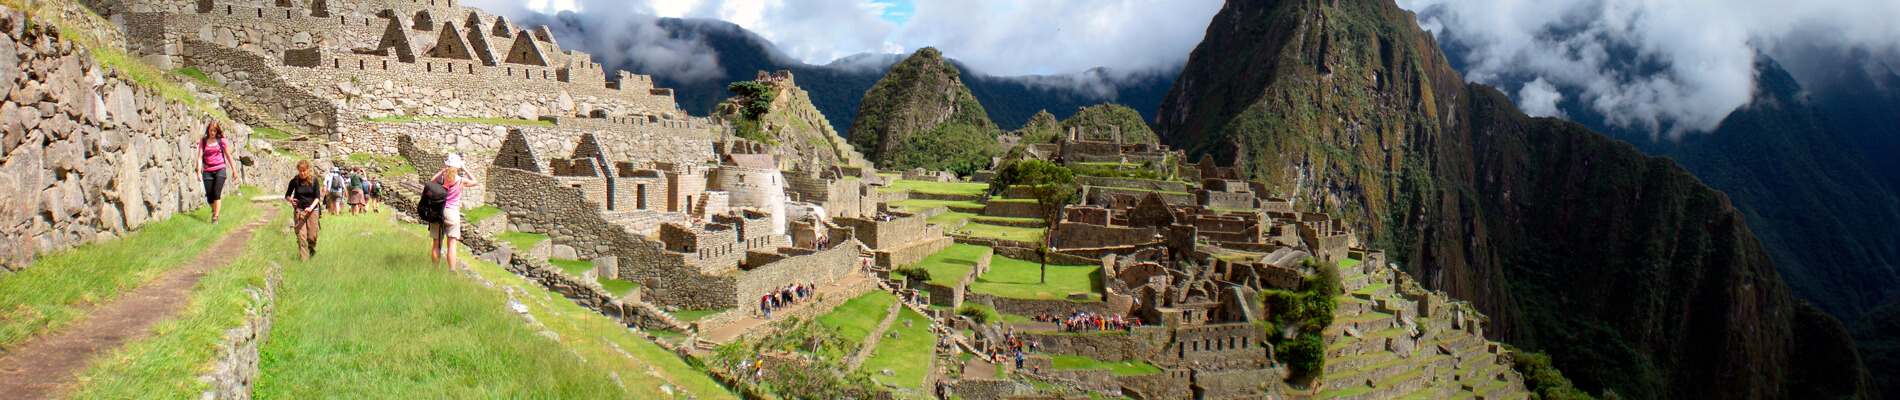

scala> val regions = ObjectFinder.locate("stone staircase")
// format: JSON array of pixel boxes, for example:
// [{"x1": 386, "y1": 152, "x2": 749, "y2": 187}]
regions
[{"x1": 1306, "y1": 261, "x2": 1530, "y2": 400}]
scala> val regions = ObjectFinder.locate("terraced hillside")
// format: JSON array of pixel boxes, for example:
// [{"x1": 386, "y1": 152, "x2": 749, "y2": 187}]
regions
[{"x1": 1314, "y1": 259, "x2": 1528, "y2": 399}]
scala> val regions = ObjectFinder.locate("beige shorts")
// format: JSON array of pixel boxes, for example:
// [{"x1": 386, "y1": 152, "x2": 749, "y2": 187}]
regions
[{"x1": 430, "y1": 208, "x2": 463, "y2": 239}]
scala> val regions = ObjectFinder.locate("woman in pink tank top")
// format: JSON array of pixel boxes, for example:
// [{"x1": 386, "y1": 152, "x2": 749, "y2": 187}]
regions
[{"x1": 197, "y1": 121, "x2": 233, "y2": 223}]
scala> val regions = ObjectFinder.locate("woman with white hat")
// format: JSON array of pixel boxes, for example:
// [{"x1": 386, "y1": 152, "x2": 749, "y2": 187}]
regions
[{"x1": 429, "y1": 153, "x2": 481, "y2": 269}]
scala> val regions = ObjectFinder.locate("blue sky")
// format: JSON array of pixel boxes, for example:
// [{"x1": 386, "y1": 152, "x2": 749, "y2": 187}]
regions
[{"x1": 868, "y1": 0, "x2": 912, "y2": 25}]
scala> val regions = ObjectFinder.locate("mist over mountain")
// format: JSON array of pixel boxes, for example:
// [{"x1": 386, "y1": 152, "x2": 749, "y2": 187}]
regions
[{"x1": 509, "y1": 11, "x2": 1178, "y2": 134}]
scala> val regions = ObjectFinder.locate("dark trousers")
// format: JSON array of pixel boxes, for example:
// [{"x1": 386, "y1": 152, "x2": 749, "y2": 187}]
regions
[{"x1": 202, "y1": 169, "x2": 226, "y2": 202}]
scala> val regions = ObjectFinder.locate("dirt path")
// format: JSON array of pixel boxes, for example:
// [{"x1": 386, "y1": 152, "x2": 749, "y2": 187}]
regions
[{"x1": 0, "y1": 204, "x2": 277, "y2": 400}]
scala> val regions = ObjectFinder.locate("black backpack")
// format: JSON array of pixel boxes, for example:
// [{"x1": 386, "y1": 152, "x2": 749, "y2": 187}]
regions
[{"x1": 417, "y1": 178, "x2": 448, "y2": 223}]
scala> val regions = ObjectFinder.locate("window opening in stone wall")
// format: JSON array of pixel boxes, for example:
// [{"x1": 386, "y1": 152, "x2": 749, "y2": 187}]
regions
[
  {"x1": 358, "y1": 59, "x2": 364, "y2": 69},
  {"x1": 382, "y1": 60, "x2": 388, "y2": 70},
  {"x1": 426, "y1": 63, "x2": 431, "y2": 72},
  {"x1": 257, "y1": 8, "x2": 262, "y2": 17}
]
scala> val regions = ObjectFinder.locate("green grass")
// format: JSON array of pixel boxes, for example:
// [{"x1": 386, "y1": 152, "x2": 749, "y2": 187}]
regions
[
  {"x1": 464, "y1": 205, "x2": 503, "y2": 225},
  {"x1": 0, "y1": 187, "x2": 262, "y2": 350},
  {"x1": 671, "y1": 309, "x2": 726, "y2": 323},
  {"x1": 859, "y1": 307, "x2": 933, "y2": 389},
  {"x1": 1340, "y1": 257, "x2": 1363, "y2": 270},
  {"x1": 63, "y1": 196, "x2": 280, "y2": 398},
  {"x1": 497, "y1": 231, "x2": 549, "y2": 251},
  {"x1": 549, "y1": 259, "x2": 594, "y2": 276},
  {"x1": 879, "y1": 179, "x2": 989, "y2": 196},
  {"x1": 889, "y1": 198, "x2": 985, "y2": 212},
  {"x1": 366, "y1": 116, "x2": 556, "y2": 127},
  {"x1": 174, "y1": 67, "x2": 218, "y2": 88},
  {"x1": 956, "y1": 222, "x2": 1046, "y2": 242},
  {"x1": 928, "y1": 210, "x2": 979, "y2": 227},
  {"x1": 252, "y1": 126, "x2": 292, "y2": 140},
  {"x1": 597, "y1": 278, "x2": 639, "y2": 296},
  {"x1": 1048, "y1": 355, "x2": 1163, "y2": 376},
  {"x1": 250, "y1": 208, "x2": 722, "y2": 398},
  {"x1": 816, "y1": 291, "x2": 898, "y2": 354},
  {"x1": 968, "y1": 256, "x2": 1101, "y2": 301},
  {"x1": 905, "y1": 244, "x2": 992, "y2": 286}
]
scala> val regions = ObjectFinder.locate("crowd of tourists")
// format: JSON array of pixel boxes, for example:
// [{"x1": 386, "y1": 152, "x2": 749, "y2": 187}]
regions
[
  {"x1": 757, "y1": 283, "x2": 817, "y2": 318},
  {"x1": 263, "y1": 121, "x2": 471, "y2": 265},
  {"x1": 1035, "y1": 311, "x2": 1138, "y2": 333}
]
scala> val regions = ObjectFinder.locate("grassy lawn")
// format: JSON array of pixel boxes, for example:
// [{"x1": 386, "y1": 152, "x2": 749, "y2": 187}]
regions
[
  {"x1": 859, "y1": 307, "x2": 933, "y2": 389},
  {"x1": 889, "y1": 198, "x2": 984, "y2": 213},
  {"x1": 928, "y1": 210, "x2": 979, "y2": 227},
  {"x1": 549, "y1": 259, "x2": 594, "y2": 276},
  {"x1": 957, "y1": 222, "x2": 1046, "y2": 242},
  {"x1": 63, "y1": 197, "x2": 281, "y2": 398},
  {"x1": 671, "y1": 309, "x2": 727, "y2": 323},
  {"x1": 497, "y1": 231, "x2": 548, "y2": 251},
  {"x1": 1049, "y1": 355, "x2": 1163, "y2": 376},
  {"x1": 254, "y1": 208, "x2": 713, "y2": 398},
  {"x1": 969, "y1": 256, "x2": 1101, "y2": 301},
  {"x1": 366, "y1": 116, "x2": 556, "y2": 127},
  {"x1": 816, "y1": 291, "x2": 898, "y2": 352},
  {"x1": 0, "y1": 187, "x2": 262, "y2": 350},
  {"x1": 596, "y1": 277, "x2": 639, "y2": 296},
  {"x1": 346, "y1": 152, "x2": 418, "y2": 178},
  {"x1": 879, "y1": 179, "x2": 988, "y2": 196},
  {"x1": 1340, "y1": 257, "x2": 1363, "y2": 270},
  {"x1": 464, "y1": 205, "x2": 503, "y2": 225},
  {"x1": 905, "y1": 244, "x2": 992, "y2": 286}
]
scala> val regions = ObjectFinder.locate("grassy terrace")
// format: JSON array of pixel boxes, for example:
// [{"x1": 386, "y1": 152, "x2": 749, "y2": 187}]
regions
[
  {"x1": 955, "y1": 222, "x2": 1046, "y2": 242},
  {"x1": 497, "y1": 231, "x2": 549, "y2": 250},
  {"x1": 1049, "y1": 355, "x2": 1164, "y2": 376},
  {"x1": 859, "y1": 307, "x2": 933, "y2": 388},
  {"x1": 549, "y1": 259, "x2": 594, "y2": 276},
  {"x1": 905, "y1": 243, "x2": 991, "y2": 286},
  {"x1": 817, "y1": 291, "x2": 899, "y2": 358},
  {"x1": 366, "y1": 116, "x2": 557, "y2": 127},
  {"x1": 464, "y1": 205, "x2": 504, "y2": 225},
  {"x1": 0, "y1": 187, "x2": 263, "y2": 350},
  {"x1": 61, "y1": 192, "x2": 270, "y2": 398},
  {"x1": 878, "y1": 179, "x2": 990, "y2": 196},
  {"x1": 969, "y1": 255, "x2": 1102, "y2": 301},
  {"x1": 889, "y1": 198, "x2": 984, "y2": 214},
  {"x1": 671, "y1": 309, "x2": 726, "y2": 323}
]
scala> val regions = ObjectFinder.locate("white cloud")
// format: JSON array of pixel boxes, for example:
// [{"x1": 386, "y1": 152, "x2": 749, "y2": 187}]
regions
[
  {"x1": 894, "y1": 0, "x2": 1222, "y2": 76},
  {"x1": 466, "y1": 0, "x2": 1221, "y2": 77},
  {"x1": 1517, "y1": 78, "x2": 1565, "y2": 118},
  {"x1": 1397, "y1": 0, "x2": 1900, "y2": 139}
]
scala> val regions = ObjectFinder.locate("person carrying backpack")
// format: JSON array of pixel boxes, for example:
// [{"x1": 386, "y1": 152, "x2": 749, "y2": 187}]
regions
[
  {"x1": 368, "y1": 180, "x2": 383, "y2": 212},
  {"x1": 195, "y1": 121, "x2": 233, "y2": 223},
  {"x1": 323, "y1": 166, "x2": 347, "y2": 214},
  {"x1": 347, "y1": 168, "x2": 369, "y2": 215},
  {"x1": 426, "y1": 154, "x2": 480, "y2": 269}
]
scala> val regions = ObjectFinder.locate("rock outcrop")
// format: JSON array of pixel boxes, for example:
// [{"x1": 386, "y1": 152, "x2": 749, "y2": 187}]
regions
[{"x1": 1154, "y1": 0, "x2": 1875, "y2": 398}]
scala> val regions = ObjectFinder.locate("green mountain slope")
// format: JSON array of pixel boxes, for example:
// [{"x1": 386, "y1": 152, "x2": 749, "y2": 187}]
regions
[
  {"x1": 1154, "y1": 0, "x2": 1875, "y2": 398},
  {"x1": 848, "y1": 48, "x2": 998, "y2": 173}
]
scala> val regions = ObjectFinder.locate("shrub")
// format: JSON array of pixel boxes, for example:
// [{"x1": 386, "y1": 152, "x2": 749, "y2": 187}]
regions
[
  {"x1": 1511, "y1": 349, "x2": 1598, "y2": 400},
  {"x1": 894, "y1": 266, "x2": 931, "y2": 282},
  {"x1": 1276, "y1": 335, "x2": 1326, "y2": 378},
  {"x1": 957, "y1": 303, "x2": 999, "y2": 324}
]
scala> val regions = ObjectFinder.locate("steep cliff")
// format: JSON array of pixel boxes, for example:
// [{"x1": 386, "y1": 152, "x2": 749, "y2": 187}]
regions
[
  {"x1": 848, "y1": 47, "x2": 998, "y2": 173},
  {"x1": 1154, "y1": 0, "x2": 1875, "y2": 398},
  {"x1": 716, "y1": 73, "x2": 869, "y2": 170}
]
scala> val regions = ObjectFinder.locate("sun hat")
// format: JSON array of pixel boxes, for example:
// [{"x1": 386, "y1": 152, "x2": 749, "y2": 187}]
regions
[{"x1": 445, "y1": 153, "x2": 465, "y2": 169}]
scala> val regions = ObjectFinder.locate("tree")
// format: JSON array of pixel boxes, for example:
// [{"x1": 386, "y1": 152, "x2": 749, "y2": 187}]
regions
[{"x1": 988, "y1": 159, "x2": 1077, "y2": 226}]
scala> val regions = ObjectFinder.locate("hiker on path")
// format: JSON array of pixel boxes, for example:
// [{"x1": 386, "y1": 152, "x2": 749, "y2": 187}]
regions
[
  {"x1": 347, "y1": 168, "x2": 369, "y2": 215},
  {"x1": 428, "y1": 154, "x2": 480, "y2": 269},
  {"x1": 195, "y1": 121, "x2": 233, "y2": 223},
  {"x1": 368, "y1": 180, "x2": 384, "y2": 212},
  {"x1": 285, "y1": 160, "x2": 324, "y2": 260},
  {"x1": 323, "y1": 166, "x2": 347, "y2": 214}
]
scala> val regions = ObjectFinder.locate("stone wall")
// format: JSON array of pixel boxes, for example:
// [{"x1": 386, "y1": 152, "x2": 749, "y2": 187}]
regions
[
  {"x1": 875, "y1": 235, "x2": 952, "y2": 268},
  {"x1": 1050, "y1": 222, "x2": 1154, "y2": 249},
  {"x1": 1115, "y1": 370, "x2": 1192, "y2": 400},
  {"x1": 1019, "y1": 332, "x2": 1135, "y2": 362},
  {"x1": 360, "y1": 119, "x2": 714, "y2": 163},
  {"x1": 981, "y1": 200, "x2": 1045, "y2": 219},
  {"x1": 1085, "y1": 187, "x2": 1192, "y2": 207},
  {"x1": 198, "y1": 261, "x2": 283, "y2": 400},
  {"x1": 948, "y1": 378, "x2": 1029, "y2": 400},
  {"x1": 731, "y1": 240, "x2": 861, "y2": 315},
  {"x1": 1075, "y1": 176, "x2": 1188, "y2": 193},
  {"x1": 1189, "y1": 368, "x2": 1274, "y2": 399},
  {"x1": 0, "y1": 8, "x2": 292, "y2": 271},
  {"x1": 179, "y1": 38, "x2": 336, "y2": 134},
  {"x1": 973, "y1": 294, "x2": 1113, "y2": 319}
]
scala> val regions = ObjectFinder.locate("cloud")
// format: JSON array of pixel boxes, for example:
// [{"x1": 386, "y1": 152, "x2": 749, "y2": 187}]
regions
[
  {"x1": 893, "y1": 0, "x2": 1223, "y2": 76},
  {"x1": 476, "y1": 0, "x2": 729, "y2": 83},
  {"x1": 1517, "y1": 78, "x2": 1565, "y2": 119},
  {"x1": 1397, "y1": 0, "x2": 1900, "y2": 140},
  {"x1": 470, "y1": 0, "x2": 1221, "y2": 78}
]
